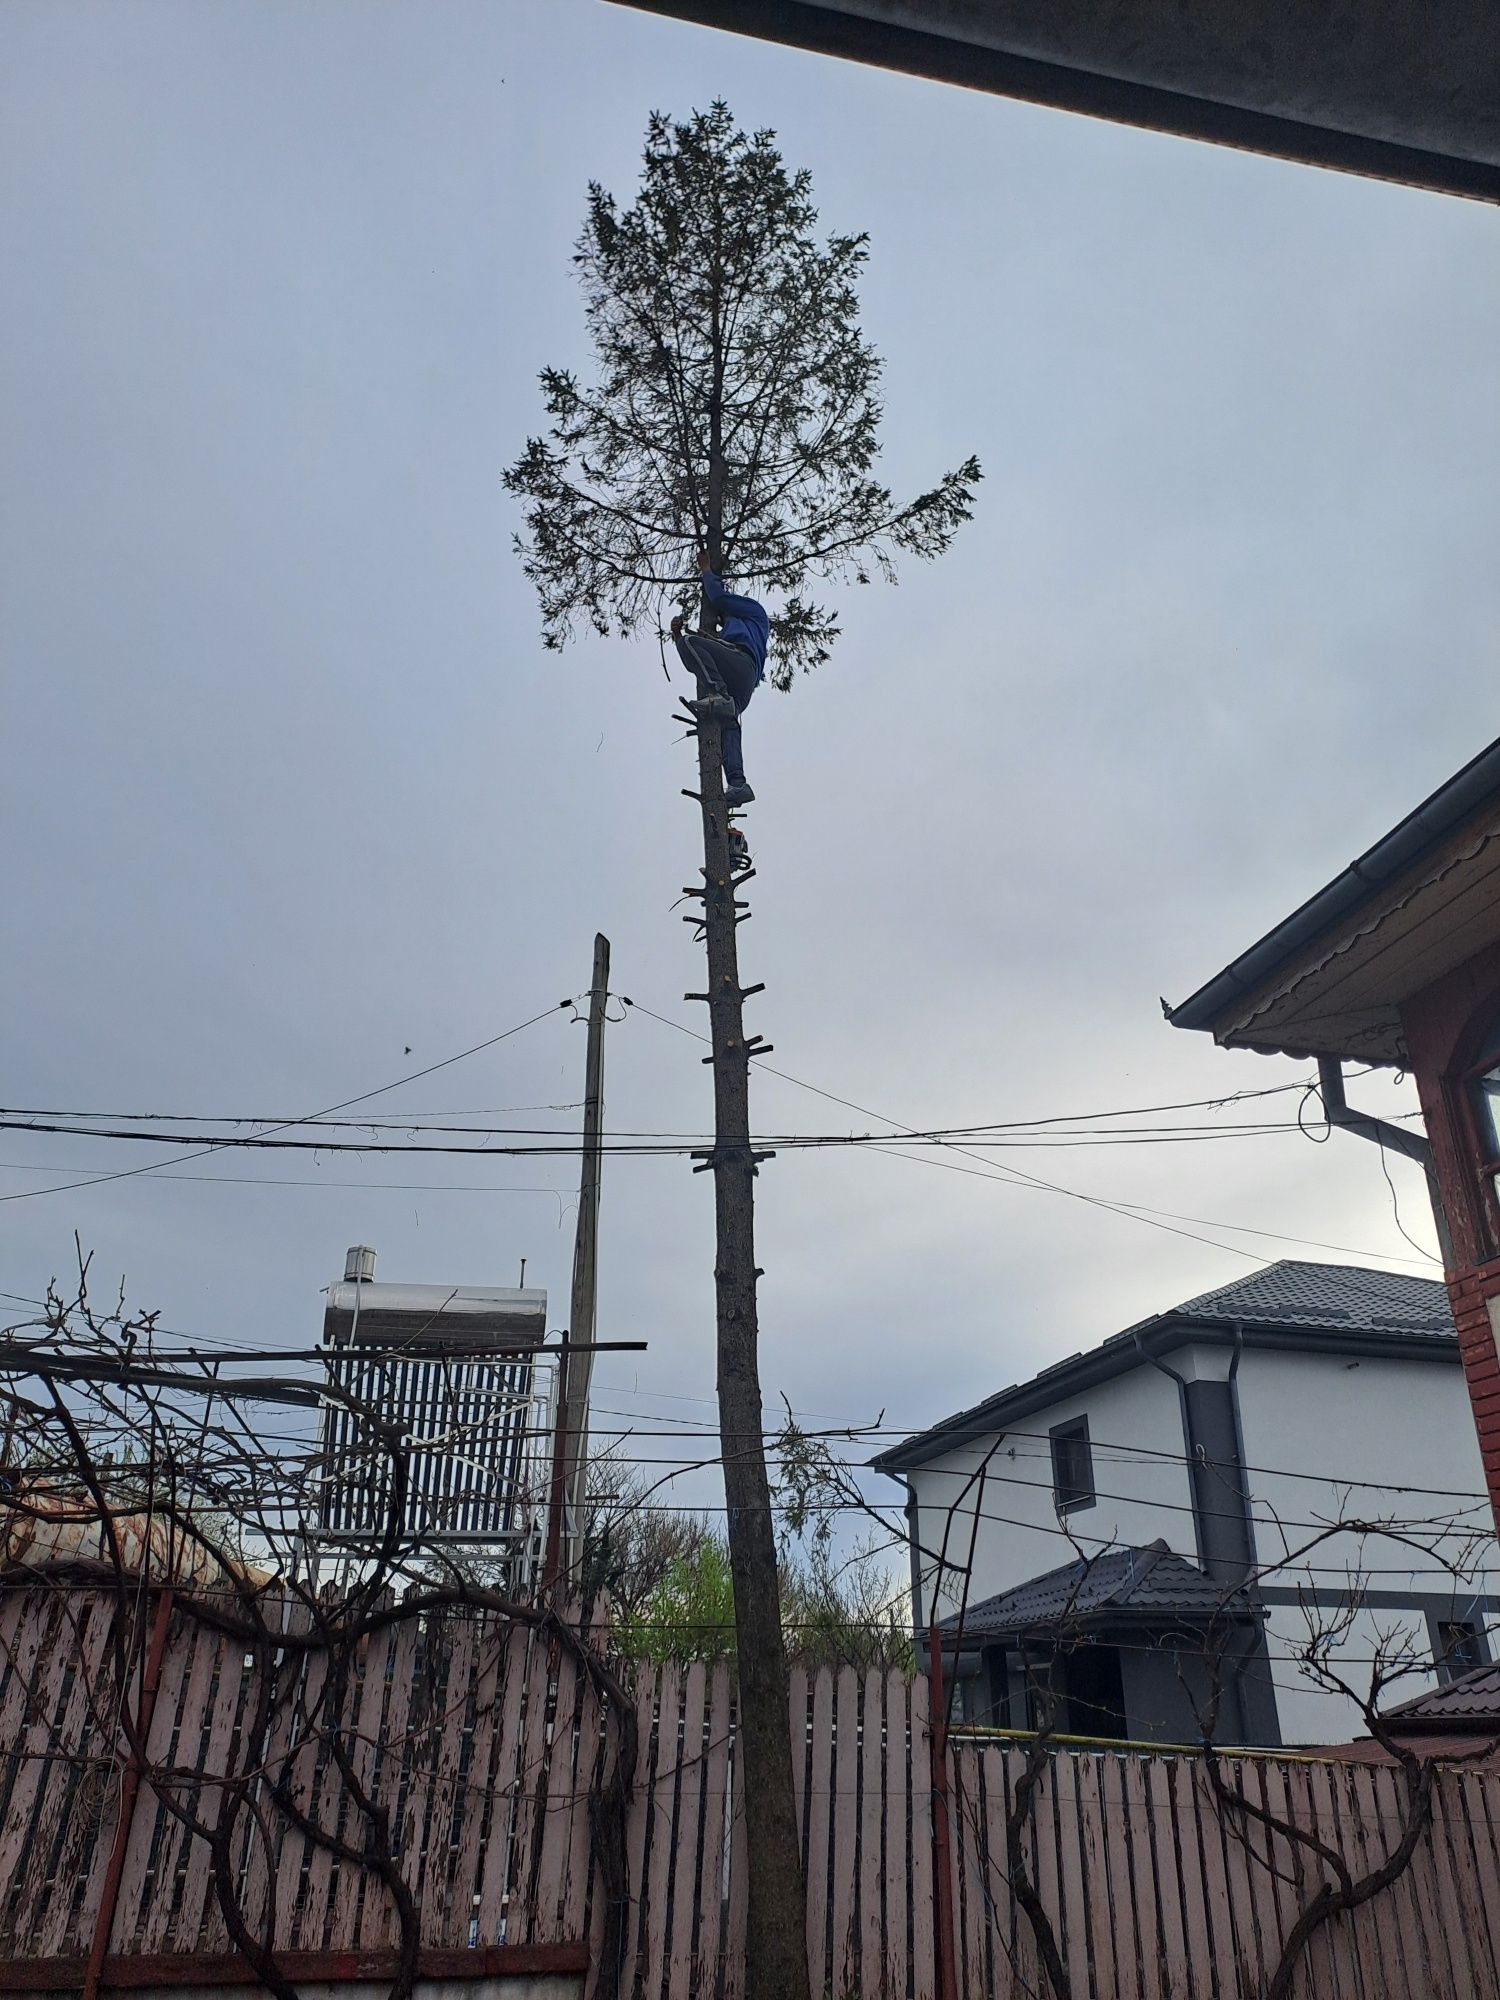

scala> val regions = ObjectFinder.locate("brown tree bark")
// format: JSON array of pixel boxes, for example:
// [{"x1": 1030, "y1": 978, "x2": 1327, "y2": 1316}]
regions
[{"x1": 689, "y1": 704, "x2": 811, "y2": 2000}]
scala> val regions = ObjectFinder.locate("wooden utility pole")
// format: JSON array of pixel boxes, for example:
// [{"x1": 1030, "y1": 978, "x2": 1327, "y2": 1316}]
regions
[
  {"x1": 560, "y1": 932, "x2": 609, "y2": 1585},
  {"x1": 686, "y1": 710, "x2": 811, "y2": 2000}
]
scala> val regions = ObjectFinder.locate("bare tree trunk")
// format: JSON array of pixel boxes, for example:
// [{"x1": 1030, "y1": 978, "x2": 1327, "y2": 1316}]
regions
[{"x1": 690, "y1": 715, "x2": 811, "y2": 2000}]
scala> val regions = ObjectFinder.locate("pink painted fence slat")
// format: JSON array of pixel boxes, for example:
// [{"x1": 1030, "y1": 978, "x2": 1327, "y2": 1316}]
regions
[{"x1": 9, "y1": 1588, "x2": 1500, "y2": 2000}]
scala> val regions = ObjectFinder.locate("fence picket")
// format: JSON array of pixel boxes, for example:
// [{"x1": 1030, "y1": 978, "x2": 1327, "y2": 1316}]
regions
[
  {"x1": 805, "y1": 1666, "x2": 834, "y2": 1997},
  {"x1": 1187, "y1": 1758, "x2": 1237, "y2": 1998},
  {"x1": 323, "y1": 1622, "x2": 396, "y2": 1952},
  {"x1": 236, "y1": 1616, "x2": 316, "y2": 1944},
  {"x1": 1244, "y1": 1759, "x2": 1299, "y2": 1993},
  {"x1": 1098, "y1": 1752, "x2": 1142, "y2": 2000},
  {"x1": 831, "y1": 1665, "x2": 860, "y2": 1998},
  {"x1": 482, "y1": 1624, "x2": 548, "y2": 1936},
  {"x1": 136, "y1": 1615, "x2": 221, "y2": 1953},
  {"x1": 721, "y1": 1698, "x2": 749, "y2": 2000},
  {"x1": 534, "y1": 1642, "x2": 585, "y2": 1945},
  {"x1": 109, "y1": 1608, "x2": 201, "y2": 1954},
  {"x1": 7, "y1": 1591, "x2": 113, "y2": 1952},
  {"x1": 1450, "y1": 1766, "x2": 1500, "y2": 1983},
  {"x1": 1304, "y1": 1752, "x2": 1360, "y2": 2000},
  {"x1": 409, "y1": 1611, "x2": 476, "y2": 1945},
  {"x1": 640, "y1": 1659, "x2": 683, "y2": 1998},
  {"x1": 279, "y1": 1645, "x2": 337, "y2": 1952},
  {"x1": 859, "y1": 1670, "x2": 885, "y2": 2000},
  {"x1": 357, "y1": 1618, "x2": 419, "y2": 1950},
  {"x1": 1073, "y1": 1754, "x2": 1119, "y2": 1997},
  {"x1": 1423, "y1": 1756, "x2": 1483, "y2": 1996},
  {"x1": 1132, "y1": 1755, "x2": 1181, "y2": 2000},
  {"x1": 1371, "y1": 1757, "x2": 1456, "y2": 2000},
  {"x1": 661, "y1": 1661, "x2": 705, "y2": 2000},
  {"x1": 448, "y1": 1617, "x2": 518, "y2": 1945},
  {"x1": 907, "y1": 1675, "x2": 936, "y2": 2000},
  {"x1": 693, "y1": 1663, "x2": 734, "y2": 2000},
  {"x1": 1114, "y1": 1752, "x2": 1163, "y2": 2000},
  {"x1": 194, "y1": 1632, "x2": 270, "y2": 1956},
  {"x1": 1214, "y1": 1753, "x2": 1267, "y2": 2000},
  {"x1": 36, "y1": 1595, "x2": 136, "y2": 1956},
  {"x1": 563, "y1": 1654, "x2": 602, "y2": 1948},
  {"x1": 0, "y1": 1588, "x2": 71, "y2": 1927},
  {"x1": 881, "y1": 1669, "x2": 910, "y2": 2000},
  {"x1": 977, "y1": 1745, "x2": 1012, "y2": 2000},
  {"x1": 619, "y1": 1664, "x2": 659, "y2": 1983},
  {"x1": 1051, "y1": 1752, "x2": 1094, "y2": 2000},
  {"x1": 11, "y1": 1586, "x2": 1500, "y2": 2000}
]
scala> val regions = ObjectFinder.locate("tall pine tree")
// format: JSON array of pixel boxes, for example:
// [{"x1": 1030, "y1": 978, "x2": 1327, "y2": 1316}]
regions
[
  {"x1": 507, "y1": 102, "x2": 980, "y2": 683},
  {"x1": 509, "y1": 105, "x2": 979, "y2": 2000}
]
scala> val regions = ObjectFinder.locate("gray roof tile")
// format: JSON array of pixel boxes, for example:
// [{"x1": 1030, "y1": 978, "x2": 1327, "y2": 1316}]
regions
[
  {"x1": 1383, "y1": 1662, "x2": 1500, "y2": 1728},
  {"x1": 939, "y1": 1540, "x2": 1256, "y2": 1640},
  {"x1": 873, "y1": 1260, "x2": 1453, "y2": 1472},
  {"x1": 1170, "y1": 1261, "x2": 1450, "y2": 1334}
]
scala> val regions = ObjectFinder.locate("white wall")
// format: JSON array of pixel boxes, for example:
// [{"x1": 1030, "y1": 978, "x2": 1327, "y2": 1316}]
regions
[
  {"x1": 904, "y1": 1361, "x2": 1191, "y2": 1623},
  {"x1": 1233, "y1": 1347, "x2": 1497, "y2": 1593},
  {"x1": 897, "y1": 1338, "x2": 1499, "y2": 1746}
]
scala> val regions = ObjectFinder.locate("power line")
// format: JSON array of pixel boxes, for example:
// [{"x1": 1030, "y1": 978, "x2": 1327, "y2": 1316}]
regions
[
  {"x1": 0, "y1": 1001, "x2": 572, "y2": 1207},
  {"x1": 0, "y1": 1071, "x2": 1361, "y2": 1136},
  {"x1": 0, "y1": 1113, "x2": 1346, "y2": 1154},
  {"x1": 623, "y1": 997, "x2": 1439, "y2": 1269},
  {"x1": 0, "y1": 1161, "x2": 571, "y2": 1204},
  {"x1": 8, "y1": 1355, "x2": 1491, "y2": 1540}
]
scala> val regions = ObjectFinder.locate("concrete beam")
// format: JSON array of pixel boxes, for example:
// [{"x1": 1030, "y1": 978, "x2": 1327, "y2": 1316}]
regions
[{"x1": 611, "y1": 0, "x2": 1500, "y2": 202}]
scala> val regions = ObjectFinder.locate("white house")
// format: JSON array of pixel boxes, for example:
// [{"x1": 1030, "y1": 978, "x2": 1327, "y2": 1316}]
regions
[{"x1": 872, "y1": 1261, "x2": 1499, "y2": 1746}]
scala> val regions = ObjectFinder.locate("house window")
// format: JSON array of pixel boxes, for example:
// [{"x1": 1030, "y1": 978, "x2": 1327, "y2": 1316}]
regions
[
  {"x1": 1050, "y1": 1417, "x2": 1095, "y2": 1514},
  {"x1": 1471, "y1": 1047, "x2": 1500, "y2": 1161},
  {"x1": 1430, "y1": 1617, "x2": 1488, "y2": 1685}
]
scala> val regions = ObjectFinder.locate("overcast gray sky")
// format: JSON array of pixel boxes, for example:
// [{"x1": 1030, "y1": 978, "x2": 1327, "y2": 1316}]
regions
[{"x1": 3, "y1": 1, "x2": 1496, "y2": 1494}]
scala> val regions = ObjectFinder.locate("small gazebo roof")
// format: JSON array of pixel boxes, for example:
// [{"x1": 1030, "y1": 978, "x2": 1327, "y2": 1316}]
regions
[{"x1": 1169, "y1": 735, "x2": 1500, "y2": 1066}]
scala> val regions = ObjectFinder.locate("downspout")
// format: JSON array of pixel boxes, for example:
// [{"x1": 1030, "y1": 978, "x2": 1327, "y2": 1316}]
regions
[
  {"x1": 1317, "y1": 1057, "x2": 1451, "y2": 1264},
  {"x1": 1132, "y1": 1329, "x2": 1258, "y2": 1742},
  {"x1": 899, "y1": 1475, "x2": 924, "y2": 1631}
]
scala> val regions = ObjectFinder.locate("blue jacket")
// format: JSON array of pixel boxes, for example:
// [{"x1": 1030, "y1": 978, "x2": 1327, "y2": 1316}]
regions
[{"x1": 702, "y1": 570, "x2": 769, "y2": 680}]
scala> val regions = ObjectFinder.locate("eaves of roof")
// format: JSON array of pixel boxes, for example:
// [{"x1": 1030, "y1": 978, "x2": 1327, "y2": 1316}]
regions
[
  {"x1": 1167, "y1": 732, "x2": 1500, "y2": 1042},
  {"x1": 604, "y1": 2, "x2": 1500, "y2": 206},
  {"x1": 869, "y1": 1313, "x2": 1458, "y2": 1474}
]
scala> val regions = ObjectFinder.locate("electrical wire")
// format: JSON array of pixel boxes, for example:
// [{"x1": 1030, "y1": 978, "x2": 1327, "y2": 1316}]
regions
[
  {"x1": 0, "y1": 1001, "x2": 572, "y2": 1207},
  {"x1": 0, "y1": 1113, "x2": 1356, "y2": 1153},
  {"x1": 621, "y1": 997, "x2": 1438, "y2": 1270},
  {"x1": 0, "y1": 1161, "x2": 571, "y2": 1207}
]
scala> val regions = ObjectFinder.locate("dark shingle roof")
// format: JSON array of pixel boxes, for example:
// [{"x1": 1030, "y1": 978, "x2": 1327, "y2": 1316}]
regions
[
  {"x1": 1383, "y1": 1662, "x2": 1500, "y2": 1730},
  {"x1": 938, "y1": 1540, "x2": 1257, "y2": 1641},
  {"x1": 872, "y1": 1261, "x2": 1454, "y2": 1473},
  {"x1": 1172, "y1": 1262, "x2": 1450, "y2": 1334}
]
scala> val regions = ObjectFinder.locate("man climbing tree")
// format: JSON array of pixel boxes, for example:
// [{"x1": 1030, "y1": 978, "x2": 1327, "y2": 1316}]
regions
[
  {"x1": 507, "y1": 102, "x2": 979, "y2": 2000},
  {"x1": 672, "y1": 549, "x2": 765, "y2": 805}
]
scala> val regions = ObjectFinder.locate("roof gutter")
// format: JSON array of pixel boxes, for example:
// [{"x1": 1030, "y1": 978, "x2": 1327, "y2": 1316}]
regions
[{"x1": 1168, "y1": 733, "x2": 1500, "y2": 1037}]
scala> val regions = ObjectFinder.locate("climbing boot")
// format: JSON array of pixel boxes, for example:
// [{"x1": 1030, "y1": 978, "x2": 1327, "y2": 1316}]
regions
[
  {"x1": 724, "y1": 778, "x2": 755, "y2": 807},
  {"x1": 689, "y1": 693, "x2": 737, "y2": 724}
]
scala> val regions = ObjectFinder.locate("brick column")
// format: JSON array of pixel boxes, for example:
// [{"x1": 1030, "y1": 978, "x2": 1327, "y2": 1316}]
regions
[{"x1": 1443, "y1": 1262, "x2": 1500, "y2": 1537}]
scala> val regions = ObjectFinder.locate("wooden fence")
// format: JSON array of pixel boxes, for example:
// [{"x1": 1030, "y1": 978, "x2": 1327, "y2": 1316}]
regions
[{"x1": 3, "y1": 1584, "x2": 1500, "y2": 1997}]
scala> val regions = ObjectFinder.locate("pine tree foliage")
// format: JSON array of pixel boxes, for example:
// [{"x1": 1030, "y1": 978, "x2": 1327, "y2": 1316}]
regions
[{"x1": 507, "y1": 102, "x2": 981, "y2": 686}]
